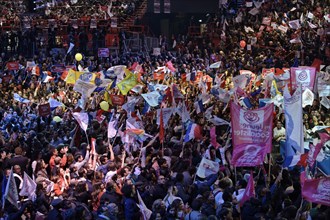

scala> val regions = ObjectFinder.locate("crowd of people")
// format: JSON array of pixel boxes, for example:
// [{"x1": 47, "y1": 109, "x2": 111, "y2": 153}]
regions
[{"x1": 0, "y1": 0, "x2": 329, "y2": 219}]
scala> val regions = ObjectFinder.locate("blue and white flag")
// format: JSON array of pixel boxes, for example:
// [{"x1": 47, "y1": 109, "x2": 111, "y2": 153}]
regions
[
  {"x1": 48, "y1": 98, "x2": 63, "y2": 109},
  {"x1": 141, "y1": 91, "x2": 161, "y2": 107},
  {"x1": 194, "y1": 100, "x2": 204, "y2": 114},
  {"x1": 2, "y1": 168, "x2": 18, "y2": 209},
  {"x1": 14, "y1": 93, "x2": 30, "y2": 104},
  {"x1": 284, "y1": 84, "x2": 304, "y2": 154}
]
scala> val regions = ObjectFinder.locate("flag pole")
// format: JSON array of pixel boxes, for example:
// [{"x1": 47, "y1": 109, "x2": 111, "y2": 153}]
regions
[
  {"x1": 234, "y1": 166, "x2": 238, "y2": 196},
  {"x1": 267, "y1": 154, "x2": 272, "y2": 188}
]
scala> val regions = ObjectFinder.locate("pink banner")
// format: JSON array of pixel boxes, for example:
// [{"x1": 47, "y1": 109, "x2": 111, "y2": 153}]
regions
[
  {"x1": 230, "y1": 102, "x2": 274, "y2": 167},
  {"x1": 290, "y1": 66, "x2": 316, "y2": 91},
  {"x1": 302, "y1": 177, "x2": 330, "y2": 206}
]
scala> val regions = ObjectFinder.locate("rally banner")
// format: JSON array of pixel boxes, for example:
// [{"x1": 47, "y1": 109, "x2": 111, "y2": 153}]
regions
[
  {"x1": 284, "y1": 85, "x2": 304, "y2": 153},
  {"x1": 302, "y1": 177, "x2": 330, "y2": 206},
  {"x1": 230, "y1": 102, "x2": 274, "y2": 167},
  {"x1": 290, "y1": 66, "x2": 316, "y2": 91}
]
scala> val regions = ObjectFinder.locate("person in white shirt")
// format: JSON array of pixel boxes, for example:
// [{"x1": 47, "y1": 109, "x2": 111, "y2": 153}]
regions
[{"x1": 273, "y1": 121, "x2": 286, "y2": 156}]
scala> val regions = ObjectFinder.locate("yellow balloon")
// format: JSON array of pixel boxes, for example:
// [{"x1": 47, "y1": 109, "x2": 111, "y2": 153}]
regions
[
  {"x1": 53, "y1": 116, "x2": 62, "y2": 123},
  {"x1": 100, "y1": 101, "x2": 109, "y2": 111},
  {"x1": 75, "y1": 53, "x2": 82, "y2": 61}
]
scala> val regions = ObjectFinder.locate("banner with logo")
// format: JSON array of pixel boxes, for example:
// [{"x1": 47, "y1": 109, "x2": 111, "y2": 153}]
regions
[
  {"x1": 290, "y1": 66, "x2": 316, "y2": 91},
  {"x1": 230, "y1": 102, "x2": 274, "y2": 167},
  {"x1": 302, "y1": 177, "x2": 330, "y2": 206}
]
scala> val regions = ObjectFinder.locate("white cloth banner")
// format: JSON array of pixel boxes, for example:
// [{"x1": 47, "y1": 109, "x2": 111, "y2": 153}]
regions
[
  {"x1": 196, "y1": 157, "x2": 219, "y2": 178},
  {"x1": 19, "y1": 172, "x2": 37, "y2": 201},
  {"x1": 73, "y1": 79, "x2": 97, "y2": 98},
  {"x1": 73, "y1": 112, "x2": 89, "y2": 131},
  {"x1": 302, "y1": 88, "x2": 314, "y2": 108}
]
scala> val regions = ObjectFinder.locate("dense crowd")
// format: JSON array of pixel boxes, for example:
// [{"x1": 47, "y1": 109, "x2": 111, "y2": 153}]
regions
[{"x1": 0, "y1": 0, "x2": 330, "y2": 220}]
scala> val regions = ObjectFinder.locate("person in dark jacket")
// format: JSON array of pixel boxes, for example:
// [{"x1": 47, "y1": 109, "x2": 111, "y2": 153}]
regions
[{"x1": 121, "y1": 184, "x2": 140, "y2": 220}]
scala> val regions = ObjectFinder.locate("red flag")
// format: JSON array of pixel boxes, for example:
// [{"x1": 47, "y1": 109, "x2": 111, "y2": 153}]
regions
[
  {"x1": 240, "y1": 171, "x2": 255, "y2": 206},
  {"x1": 311, "y1": 58, "x2": 322, "y2": 72},
  {"x1": 159, "y1": 109, "x2": 164, "y2": 143},
  {"x1": 153, "y1": 71, "x2": 165, "y2": 80}
]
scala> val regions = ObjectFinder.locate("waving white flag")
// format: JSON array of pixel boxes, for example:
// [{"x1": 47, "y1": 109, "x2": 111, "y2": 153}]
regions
[
  {"x1": 19, "y1": 172, "x2": 37, "y2": 201},
  {"x1": 73, "y1": 112, "x2": 89, "y2": 131}
]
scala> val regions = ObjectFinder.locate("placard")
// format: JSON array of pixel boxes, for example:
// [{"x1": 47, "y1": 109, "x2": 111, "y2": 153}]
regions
[
  {"x1": 38, "y1": 103, "x2": 51, "y2": 117},
  {"x1": 98, "y1": 48, "x2": 110, "y2": 58},
  {"x1": 7, "y1": 62, "x2": 19, "y2": 71},
  {"x1": 110, "y1": 94, "x2": 125, "y2": 106}
]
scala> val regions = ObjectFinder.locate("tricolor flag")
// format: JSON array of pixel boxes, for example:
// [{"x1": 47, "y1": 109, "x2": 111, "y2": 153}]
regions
[
  {"x1": 184, "y1": 123, "x2": 203, "y2": 142},
  {"x1": 2, "y1": 167, "x2": 19, "y2": 209},
  {"x1": 72, "y1": 112, "x2": 89, "y2": 131},
  {"x1": 283, "y1": 153, "x2": 308, "y2": 168}
]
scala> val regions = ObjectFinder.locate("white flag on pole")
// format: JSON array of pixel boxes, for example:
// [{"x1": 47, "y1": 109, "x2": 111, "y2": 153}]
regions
[
  {"x1": 19, "y1": 172, "x2": 37, "y2": 201},
  {"x1": 73, "y1": 112, "x2": 89, "y2": 131}
]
